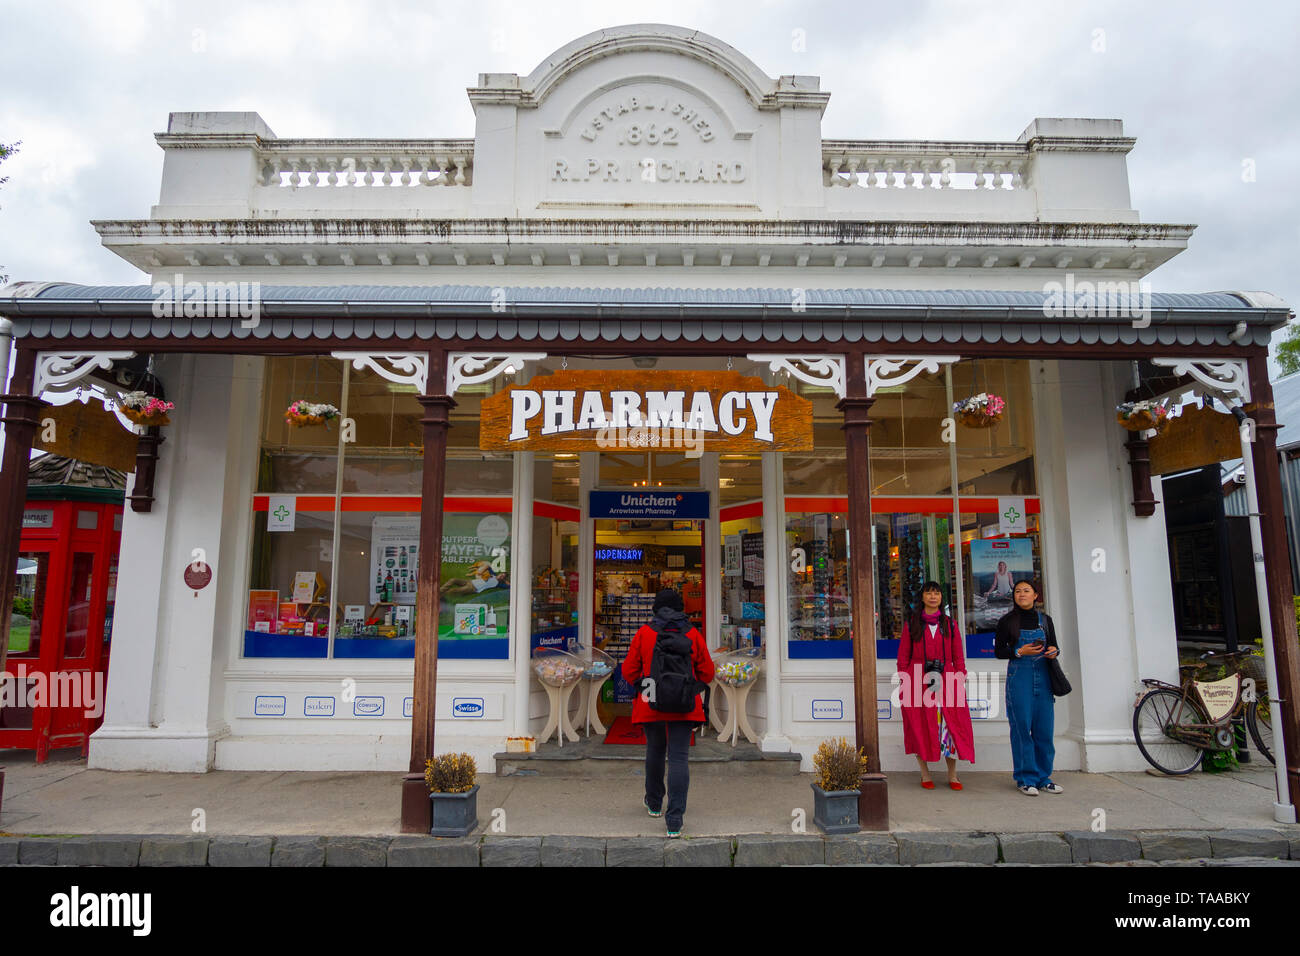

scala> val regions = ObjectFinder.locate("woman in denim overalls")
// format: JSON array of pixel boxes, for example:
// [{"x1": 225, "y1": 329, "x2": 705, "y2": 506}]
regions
[{"x1": 994, "y1": 579, "x2": 1063, "y2": 796}]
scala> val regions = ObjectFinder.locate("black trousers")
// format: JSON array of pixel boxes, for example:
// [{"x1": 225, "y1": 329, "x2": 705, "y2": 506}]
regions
[{"x1": 642, "y1": 720, "x2": 693, "y2": 829}]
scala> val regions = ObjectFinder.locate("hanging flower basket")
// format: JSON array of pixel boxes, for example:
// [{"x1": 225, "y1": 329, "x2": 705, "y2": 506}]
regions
[
  {"x1": 953, "y1": 393, "x2": 1006, "y2": 428},
  {"x1": 1116, "y1": 399, "x2": 1170, "y2": 433},
  {"x1": 285, "y1": 400, "x2": 340, "y2": 428},
  {"x1": 118, "y1": 391, "x2": 174, "y2": 426}
]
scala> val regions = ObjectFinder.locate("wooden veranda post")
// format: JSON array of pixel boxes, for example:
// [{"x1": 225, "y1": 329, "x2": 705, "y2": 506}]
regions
[
  {"x1": 0, "y1": 348, "x2": 44, "y2": 674},
  {"x1": 400, "y1": 350, "x2": 456, "y2": 833},
  {"x1": 838, "y1": 351, "x2": 888, "y2": 830}
]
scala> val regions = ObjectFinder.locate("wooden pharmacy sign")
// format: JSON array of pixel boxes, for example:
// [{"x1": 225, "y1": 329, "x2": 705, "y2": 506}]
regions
[{"x1": 479, "y1": 370, "x2": 814, "y2": 453}]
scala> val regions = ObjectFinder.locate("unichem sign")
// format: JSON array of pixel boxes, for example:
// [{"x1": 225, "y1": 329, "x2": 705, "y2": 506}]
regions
[{"x1": 479, "y1": 370, "x2": 813, "y2": 454}]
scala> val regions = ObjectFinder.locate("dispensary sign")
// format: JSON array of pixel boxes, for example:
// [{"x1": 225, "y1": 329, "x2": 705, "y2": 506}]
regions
[{"x1": 479, "y1": 370, "x2": 813, "y2": 453}]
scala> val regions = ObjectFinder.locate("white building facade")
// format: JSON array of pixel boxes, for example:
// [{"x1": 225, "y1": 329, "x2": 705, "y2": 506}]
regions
[{"x1": 2, "y1": 26, "x2": 1296, "y2": 822}]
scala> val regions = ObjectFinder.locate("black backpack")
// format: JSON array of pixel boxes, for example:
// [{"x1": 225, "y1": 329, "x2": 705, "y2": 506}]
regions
[{"x1": 644, "y1": 611, "x2": 701, "y2": 714}]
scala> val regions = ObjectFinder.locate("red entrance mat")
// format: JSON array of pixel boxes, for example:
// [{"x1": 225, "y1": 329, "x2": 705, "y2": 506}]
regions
[{"x1": 602, "y1": 716, "x2": 695, "y2": 746}]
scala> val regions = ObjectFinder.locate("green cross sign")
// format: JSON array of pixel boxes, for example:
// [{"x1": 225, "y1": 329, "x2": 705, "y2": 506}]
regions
[
  {"x1": 1002, "y1": 504, "x2": 1022, "y2": 526},
  {"x1": 273, "y1": 505, "x2": 291, "y2": 522}
]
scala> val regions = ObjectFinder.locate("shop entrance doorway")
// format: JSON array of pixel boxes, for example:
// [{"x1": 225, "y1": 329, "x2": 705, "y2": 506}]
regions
[{"x1": 590, "y1": 517, "x2": 705, "y2": 730}]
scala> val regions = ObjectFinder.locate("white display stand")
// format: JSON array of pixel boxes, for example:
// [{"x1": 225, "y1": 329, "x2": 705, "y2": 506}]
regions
[
  {"x1": 538, "y1": 681, "x2": 582, "y2": 746},
  {"x1": 710, "y1": 649, "x2": 762, "y2": 746},
  {"x1": 711, "y1": 679, "x2": 760, "y2": 746},
  {"x1": 532, "y1": 647, "x2": 587, "y2": 747}
]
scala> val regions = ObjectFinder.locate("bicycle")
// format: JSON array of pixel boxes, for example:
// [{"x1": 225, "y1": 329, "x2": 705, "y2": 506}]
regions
[{"x1": 1133, "y1": 649, "x2": 1274, "y2": 774}]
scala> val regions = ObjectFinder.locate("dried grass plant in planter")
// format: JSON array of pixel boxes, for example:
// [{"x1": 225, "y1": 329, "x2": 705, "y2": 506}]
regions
[
  {"x1": 811, "y1": 737, "x2": 868, "y2": 834},
  {"x1": 425, "y1": 753, "x2": 479, "y2": 837}
]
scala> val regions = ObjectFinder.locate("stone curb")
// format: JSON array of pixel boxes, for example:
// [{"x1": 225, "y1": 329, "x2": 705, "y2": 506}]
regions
[
  {"x1": 898, "y1": 831, "x2": 998, "y2": 865},
  {"x1": 1063, "y1": 831, "x2": 1141, "y2": 863},
  {"x1": 140, "y1": 836, "x2": 209, "y2": 867},
  {"x1": 271, "y1": 836, "x2": 326, "y2": 867},
  {"x1": 1, "y1": 829, "x2": 1295, "y2": 866}
]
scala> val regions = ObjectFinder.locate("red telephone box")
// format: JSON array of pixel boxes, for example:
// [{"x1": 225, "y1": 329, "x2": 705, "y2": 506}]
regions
[{"x1": 2, "y1": 456, "x2": 123, "y2": 762}]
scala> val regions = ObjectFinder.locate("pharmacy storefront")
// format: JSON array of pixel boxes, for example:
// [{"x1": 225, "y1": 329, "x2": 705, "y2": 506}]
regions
[{"x1": 2, "y1": 25, "x2": 1297, "y2": 830}]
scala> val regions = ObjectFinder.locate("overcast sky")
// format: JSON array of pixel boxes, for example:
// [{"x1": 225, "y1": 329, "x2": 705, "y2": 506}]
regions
[{"x1": 1, "y1": 0, "x2": 1297, "y2": 366}]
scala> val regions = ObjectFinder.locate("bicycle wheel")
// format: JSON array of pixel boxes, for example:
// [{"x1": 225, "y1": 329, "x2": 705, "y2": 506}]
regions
[
  {"x1": 1246, "y1": 696, "x2": 1275, "y2": 765},
  {"x1": 1133, "y1": 688, "x2": 1206, "y2": 774}
]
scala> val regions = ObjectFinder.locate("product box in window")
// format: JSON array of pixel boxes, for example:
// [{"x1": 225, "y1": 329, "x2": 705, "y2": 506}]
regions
[
  {"x1": 247, "y1": 590, "x2": 279, "y2": 631},
  {"x1": 278, "y1": 601, "x2": 304, "y2": 634}
]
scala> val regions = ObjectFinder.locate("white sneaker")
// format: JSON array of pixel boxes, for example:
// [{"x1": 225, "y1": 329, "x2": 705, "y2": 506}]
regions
[
  {"x1": 1018, "y1": 784, "x2": 1039, "y2": 796},
  {"x1": 1041, "y1": 782, "x2": 1064, "y2": 794}
]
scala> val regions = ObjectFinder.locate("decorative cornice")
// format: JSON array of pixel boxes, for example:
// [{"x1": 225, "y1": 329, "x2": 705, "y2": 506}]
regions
[
  {"x1": 1023, "y1": 135, "x2": 1137, "y2": 154},
  {"x1": 91, "y1": 218, "x2": 1197, "y2": 244}
]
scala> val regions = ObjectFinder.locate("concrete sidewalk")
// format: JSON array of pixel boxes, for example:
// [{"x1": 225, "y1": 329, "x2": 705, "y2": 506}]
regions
[{"x1": 0, "y1": 750, "x2": 1295, "y2": 838}]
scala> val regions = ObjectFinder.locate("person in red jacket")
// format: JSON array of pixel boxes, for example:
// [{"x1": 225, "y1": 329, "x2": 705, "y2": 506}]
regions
[{"x1": 621, "y1": 587, "x2": 715, "y2": 837}]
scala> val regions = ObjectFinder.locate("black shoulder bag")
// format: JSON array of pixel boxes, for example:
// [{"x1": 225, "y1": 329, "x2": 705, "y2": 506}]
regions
[{"x1": 1043, "y1": 614, "x2": 1072, "y2": 697}]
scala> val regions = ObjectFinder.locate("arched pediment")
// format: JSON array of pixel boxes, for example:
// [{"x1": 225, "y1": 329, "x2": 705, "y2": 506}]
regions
[{"x1": 470, "y1": 24, "x2": 825, "y2": 111}]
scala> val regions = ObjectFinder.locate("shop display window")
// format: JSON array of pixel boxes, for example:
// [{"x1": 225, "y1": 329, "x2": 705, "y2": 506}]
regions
[
  {"x1": 243, "y1": 358, "x2": 515, "y2": 661},
  {"x1": 530, "y1": 510, "x2": 580, "y2": 654},
  {"x1": 960, "y1": 511, "x2": 1044, "y2": 655},
  {"x1": 783, "y1": 388, "x2": 847, "y2": 497},
  {"x1": 952, "y1": 359, "x2": 1037, "y2": 496},
  {"x1": 787, "y1": 511, "x2": 852, "y2": 657},
  {"x1": 866, "y1": 367, "x2": 953, "y2": 497},
  {"x1": 719, "y1": 454, "x2": 762, "y2": 504},
  {"x1": 718, "y1": 512, "x2": 763, "y2": 653},
  {"x1": 245, "y1": 508, "x2": 335, "y2": 658},
  {"x1": 257, "y1": 356, "x2": 342, "y2": 494},
  {"x1": 333, "y1": 509, "x2": 421, "y2": 659},
  {"x1": 872, "y1": 511, "x2": 958, "y2": 653}
]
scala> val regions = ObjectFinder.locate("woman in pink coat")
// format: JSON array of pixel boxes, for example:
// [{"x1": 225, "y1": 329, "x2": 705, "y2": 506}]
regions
[{"x1": 896, "y1": 581, "x2": 975, "y2": 789}]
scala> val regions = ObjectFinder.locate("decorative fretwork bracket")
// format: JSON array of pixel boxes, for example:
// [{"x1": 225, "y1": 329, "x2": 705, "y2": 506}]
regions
[
  {"x1": 1149, "y1": 358, "x2": 1250, "y2": 405},
  {"x1": 864, "y1": 355, "x2": 961, "y2": 397},
  {"x1": 446, "y1": 353, "x2": 547, "y2": 396},
  {"x1": 331, "y1": 352, "x2": 429, "y2": 395},
  {"x1": 746, "y1": 355, "x2": 846, "y2": 398},
  {"x1": 34, "y1": 351, "x2": 136, "y2": 396}
]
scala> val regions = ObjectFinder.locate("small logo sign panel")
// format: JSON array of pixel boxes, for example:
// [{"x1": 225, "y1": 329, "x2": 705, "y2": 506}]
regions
[
  {"x1": 998, "y1": 496, "x2": 1026, "y2": 535},
  {"x1": 402, "y1": 697, "x2": 413, "y2": 718},
  {"x1": 452, "y1": 697, "x2": 485, "y2": 718},
  {"x1": 22, "y1": 509, "x2": 54, "y2": 529},
  {"x1": 352, "y1": 696, "x2": 385, "y2": 717},
  {"x1": 969, "y1": 698, "x2": 991, "y2": 719},
  {"x1": 267, "y1": 495, "x2": 296, "y2": 532},
  {"x1": 183, "y1": 562, "x2": 212, "y2": 592},
  {"x1": 811, "y1": 699, "x2": 844, "y2": 720},
  {"x1": 304, "y1": 697, "x2": 335, "y2": 717},
  {"x1": 877, "y1": 699, "x2": 892, "y2": 719},
  {"x1": 254, "y1": 696, "x2": 286, "y2": 717}
]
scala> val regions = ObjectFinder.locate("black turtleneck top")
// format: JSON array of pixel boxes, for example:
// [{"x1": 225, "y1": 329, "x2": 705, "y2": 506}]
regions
[{"x1": 993, "y1": 606, "x2": 1059, "y2": 660}]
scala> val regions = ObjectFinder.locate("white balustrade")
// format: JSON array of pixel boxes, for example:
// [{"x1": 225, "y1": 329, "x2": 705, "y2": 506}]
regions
[
  {"x1": 823, "y1": 141, "x2": 1029, "y2": 191},
  {"x1": 257, "y1": 141, "x2": 474, "y2": 188}
]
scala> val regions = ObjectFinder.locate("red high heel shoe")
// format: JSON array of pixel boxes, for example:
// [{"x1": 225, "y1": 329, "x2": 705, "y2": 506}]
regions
[
  {"x1": 920, "y1": 780, "x2": 936, "y2": 790},
  {"x1": 948, "y1": 781, "x2": 963, "y2": 791}
]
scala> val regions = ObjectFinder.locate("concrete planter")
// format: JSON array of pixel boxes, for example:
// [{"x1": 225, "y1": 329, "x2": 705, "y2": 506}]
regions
[
  {"x1": 811, "y1": 783, "x2": 859, "y2": 834},
  {"x1": 429, "y1": 784, "x2": 479, "y2": 838}
]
